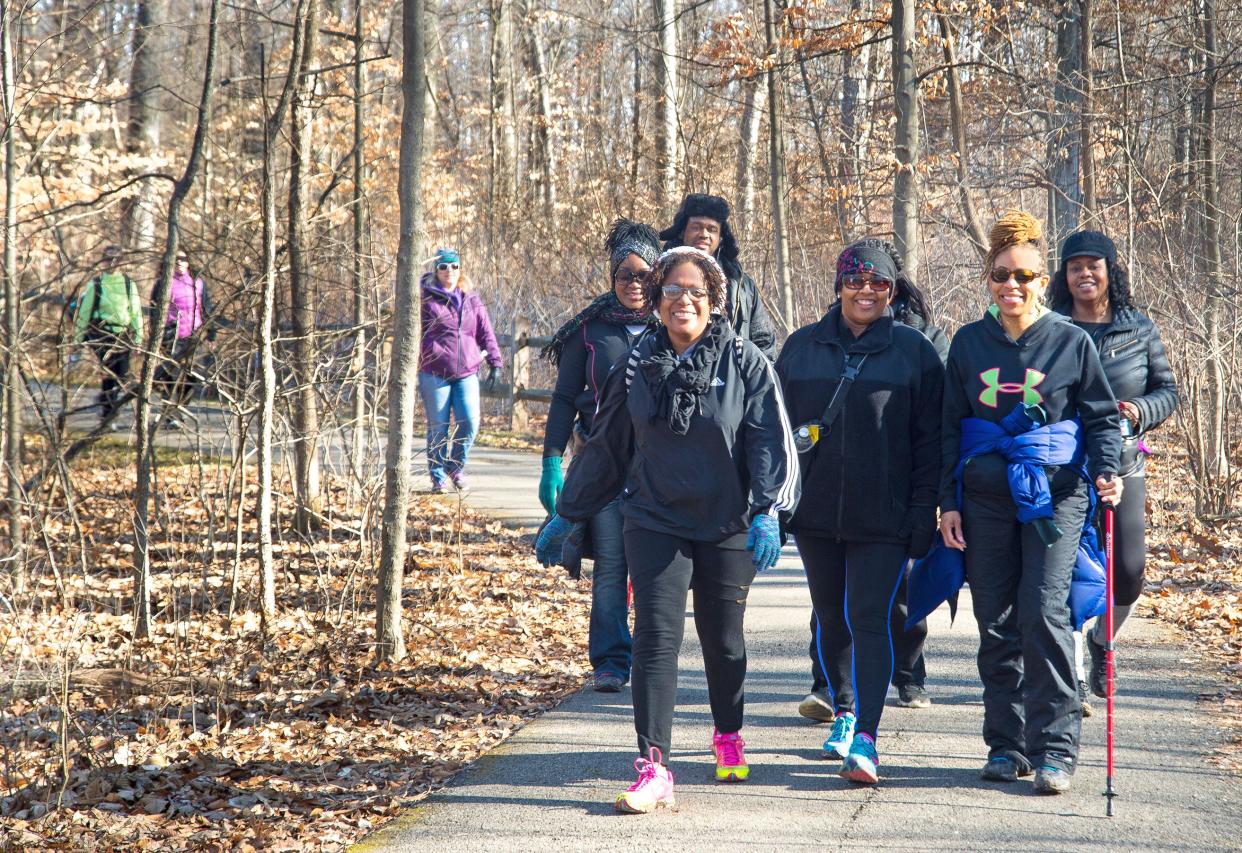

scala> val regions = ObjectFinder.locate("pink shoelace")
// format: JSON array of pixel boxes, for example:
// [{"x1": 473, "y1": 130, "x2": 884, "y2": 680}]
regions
[
  {"x1": 627, "y1": 747, "x2": 666, "y2": 792},
  {"x1": 714, "y1": 731, "x2": 744, "y2": 766}
]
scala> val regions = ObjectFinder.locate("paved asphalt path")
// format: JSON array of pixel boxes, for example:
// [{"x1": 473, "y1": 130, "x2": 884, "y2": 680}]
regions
[{"x1": 352, "y1": 449, "x2": 1241, "y2": 852}]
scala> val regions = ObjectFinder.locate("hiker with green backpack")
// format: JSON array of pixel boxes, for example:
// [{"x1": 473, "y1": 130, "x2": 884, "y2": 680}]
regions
[{"x1": 72, "y1": 245, "x2": 144, "y2": 428}]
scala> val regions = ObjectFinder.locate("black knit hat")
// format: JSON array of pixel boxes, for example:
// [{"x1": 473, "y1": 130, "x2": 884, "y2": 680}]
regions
[
  {"x1": 658, "y1": 193, "x2": 741, "y2": 280},
  {"x1": 1060, "y1": 230, "x2": 1117, "y2": 265}
]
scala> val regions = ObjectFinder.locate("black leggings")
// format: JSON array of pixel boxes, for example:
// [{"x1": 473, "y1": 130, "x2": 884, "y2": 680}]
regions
[
  {"x1": 1111, "y1": 474, "x2": 1146, "y2": 606},
  {"x1": 624, "y1": 528, "x2": 756, "y2": 760},
  {"x1": 797, "y1": 535, "x2": 907, "y2": 740}
]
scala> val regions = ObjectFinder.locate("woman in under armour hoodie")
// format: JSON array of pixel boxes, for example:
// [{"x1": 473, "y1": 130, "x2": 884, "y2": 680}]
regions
[
  {"x1": 535, "y1": 247, "x2": 799, "y2": 814},
  {"x1": 776, "y1": 238, "x2": 944, "y2": 784},
  {"x1": 939, "y1": 211, "x2": 1122, "y2": 794}
]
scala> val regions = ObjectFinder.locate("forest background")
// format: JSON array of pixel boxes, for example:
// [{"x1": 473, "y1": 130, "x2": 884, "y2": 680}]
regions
[{"x1": 0, "y1": 0, "x2": 1239, "y2": 849}]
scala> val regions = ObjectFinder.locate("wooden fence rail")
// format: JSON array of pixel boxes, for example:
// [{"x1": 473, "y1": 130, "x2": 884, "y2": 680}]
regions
[{"x1": 485, "y1": 330, "x2": 553, "y2": 431}]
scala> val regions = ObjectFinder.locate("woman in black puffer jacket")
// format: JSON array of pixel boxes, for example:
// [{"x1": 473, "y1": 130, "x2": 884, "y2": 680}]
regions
[{"x1": 1050, "y1": 230, "x2": 1179, "y2": 702}]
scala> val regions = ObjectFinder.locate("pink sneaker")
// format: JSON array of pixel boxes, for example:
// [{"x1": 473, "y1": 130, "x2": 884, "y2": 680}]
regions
[
  {"x1": 615, "y1": 748, "x2": 675, "y2": 814},
  {"x1": 712, "y1": 728, "x2": 749, "y2": 782}
]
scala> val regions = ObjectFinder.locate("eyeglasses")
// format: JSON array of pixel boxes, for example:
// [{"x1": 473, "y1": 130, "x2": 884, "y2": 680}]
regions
[
  {"x1": 661, "y1": 284, "x2": 708, "y2": 301},
  {"x1": 841, "y1": 274, "x2": 892, "y2": 292},
  {"x1": 614, "y1": 269, "x2": 649, "y2": 286},
  {"x1": 437, "y1": 262, "x2": 460, "y2": 271},
  {"x1": 989, "y1": 266, "x2": 1043, "y2": 285}
]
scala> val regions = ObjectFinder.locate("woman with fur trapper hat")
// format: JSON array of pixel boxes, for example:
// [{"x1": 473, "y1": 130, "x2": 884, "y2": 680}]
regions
[
  {"x1": 538, "y1": 218, "x2": 662, "y2": 693},
  {"x1": 659, "y1": 193, "x2": 777, "y2": 359},
  {"x1": 939, "y1": 211, "x2": 1122, "y2": 794}
]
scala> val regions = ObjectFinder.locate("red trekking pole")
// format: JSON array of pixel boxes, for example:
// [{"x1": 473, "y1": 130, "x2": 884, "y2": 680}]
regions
[{"x1": 1103, "y1": 501, "x2": 1118, "y2": 817}]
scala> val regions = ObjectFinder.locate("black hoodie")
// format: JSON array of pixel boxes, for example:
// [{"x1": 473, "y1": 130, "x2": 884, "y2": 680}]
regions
[{"x1": 939, "y1": 308, "x2": 1121, "y2": 513}]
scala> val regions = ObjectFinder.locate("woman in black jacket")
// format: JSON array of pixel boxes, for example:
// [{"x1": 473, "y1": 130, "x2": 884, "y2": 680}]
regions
[
  {"x1": 538, "y1": 219, "x2": 661, "y2": 693},
  {"x1": 776, "y1": 238, "x2": 944, "y2": 784},
  {"x1": 1050, "y1": 231, "x2": 1179, "y2": 700},
  {"x1": 536, "y1": 247, "x2": 799, "y2": 814}
]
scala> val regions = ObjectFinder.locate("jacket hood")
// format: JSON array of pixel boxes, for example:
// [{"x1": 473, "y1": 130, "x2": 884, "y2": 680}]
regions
[{"x1": 983, "y1": 304, "x2": 1065, "y2": 345}]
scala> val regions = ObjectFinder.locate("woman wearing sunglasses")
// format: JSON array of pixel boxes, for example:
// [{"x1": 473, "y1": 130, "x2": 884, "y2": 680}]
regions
[
  {"x1": 418, "y1": 248, "x2": 503, "y2": 492},
  {"x1": 538, "y1": 219, "x2": 662, "y2": 693},
  {"x1": 775, "y1": 238, "x2": 944, "y2": 784},
  {"x1": 1049, "y1": 231, "x2": 1178, "y2": 705},
  {"x1": 535, "y1": 246, "x2": 799, "y2": 813},
  {"x1": 939, "y1": 211, "x2": 1122, "y2": 794}
]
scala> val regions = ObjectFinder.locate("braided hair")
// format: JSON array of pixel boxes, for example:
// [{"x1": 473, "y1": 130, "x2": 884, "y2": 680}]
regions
[{"x1": 983, "y1": 210, "x2": 1047, "y2": 275}]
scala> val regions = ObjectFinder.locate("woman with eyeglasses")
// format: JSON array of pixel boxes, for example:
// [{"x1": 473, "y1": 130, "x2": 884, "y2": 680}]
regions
[
  {"x1": 939, "y1": 211, "x2": 1122, "y2": 794},
  {"x1": 538, "y1": 219, "x2": 662, "y2": 693},
  {"x1": 535, "y1": 247, "x2": 798, "y2": 813},
  {"x1": 155, "y1": 250, "x2": 215, "y2": 427},
  {"x1": 418, "y1": 248, "x2": 503, "y2": 492},
  {"x1": 775, "y1": 238, "x2": 944, "y2": 784},
  {"x1": 1049, "y1": 231, "x2": 1178, "y2": 705}
]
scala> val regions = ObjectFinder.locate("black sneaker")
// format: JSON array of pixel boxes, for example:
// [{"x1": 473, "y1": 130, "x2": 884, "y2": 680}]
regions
[
  {"x1": 1087, "y1": 631, "x2": 1108, "y2": 698},
  {"x1": 981, "y1": 756, "x2": 1033, "y2": 782},
  {"x1": 592, "y1": 672, "x2": 625, "y2": 693},
  {"x1": 1078, "y1": 679, "x2": 1093, "y2": 718},
  {"x1": 797, "y1": 688, "x2": 835, "y2": 723},
  {"x1": 1033, "y1": 764, "x2": 1072, "y2": 794},
  {"x1": 896, "y1": 684, "x2": 931, "y2": 709}
]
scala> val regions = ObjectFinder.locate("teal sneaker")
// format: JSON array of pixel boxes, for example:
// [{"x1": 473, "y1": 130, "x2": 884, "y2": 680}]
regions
[
  {"x1": 839, "y1": 733, "x2": 879, "y2": 784},
  {"x1": 823, "y1": 711, "x2": 856, "y2": 759}
]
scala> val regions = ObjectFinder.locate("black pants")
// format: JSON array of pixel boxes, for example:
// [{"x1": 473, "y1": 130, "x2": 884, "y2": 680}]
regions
[
  {"x1": 624, "y1": 528, "x2": 756, "y2": 760},
  {"x1": 87, "y1": 330, "x2": 131, "y2": 418},
  {"x1": 809, "y1": 559, "x2": 927, "y2": 691},
  {"x1": 154, "y1": 333, "x2": 199, "y2": 405},
  {"x1": 1111, "y1": 473, "x2": 1146, "y2": 606},
  {"x1": 964, "y1": 484, "x2": 1087, "y2": 774},
  {"x1": 798, "y1": 536, "x2": 907, "y2": 740}
]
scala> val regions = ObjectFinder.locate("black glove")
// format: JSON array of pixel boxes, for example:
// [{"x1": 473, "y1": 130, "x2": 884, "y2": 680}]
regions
[
  {"x1": 483, "y1": 365, "x2": 500, "y2": 393},
  {"x1": 905, "y1": 505, "x2": 938, "y2": 560}
]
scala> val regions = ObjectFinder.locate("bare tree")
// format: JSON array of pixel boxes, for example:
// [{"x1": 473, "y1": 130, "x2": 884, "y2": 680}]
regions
[
  {"x1": 655, "y1": 0, "x2": 679, "y2": 203},
  {"x1": 1080, "y1": 0, "x2": 1096, "y2": 221},
  {"x1": 1048, "y1": 0, "x2": 1083, "y2": 252},
  {"x1": 937, "y1": 13, "x2": 986, "y2": 258},
  {"x1": 122, "y1": 0, "x2": 164, "y2": 252},
  {"x1": 735, "y1": 77, "x2": 763, "y2": 234},
  {"x1": 891, "y1": 0, "x2": 920, "y2": 277},
  {"x1": 349, "y1": 0, "x2": 368, "y2": 499},
  {"x1": 376, "y1": 0, "x2": 428, "y2": 664},
  {"x1": 764, "y1": 0, "x2": 793, "y2": 330},
  {"x1": 1, "y1": 0, "x2": 22, "y2": 594}
]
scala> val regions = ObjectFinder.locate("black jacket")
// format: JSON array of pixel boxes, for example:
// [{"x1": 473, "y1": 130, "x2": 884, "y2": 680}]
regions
[
  {"x1": 557, "y1": 322, "x2": 800, "y2": 542},
  {"x1": 1059, "y1": 306, "x2": 1179, "y2": 477},
  {"x1": 725, "y1": 270, "x2": 777, "y2": 361},
  {"x1": 776, "y1": 305, "x2": 944, "y2": 548},
  {"x1": 542, "y1": 319, "x2": 649, "y2": 457},
  {"x1": 940, "y1": 308, "x2": 1121, "y2": 513},
  {"x1": 902, "y1": 311, "x2": 950, "y2": 365}
]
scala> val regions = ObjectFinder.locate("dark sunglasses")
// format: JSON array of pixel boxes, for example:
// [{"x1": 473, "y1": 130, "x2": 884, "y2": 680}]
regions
[
  {"x1": 437, "y1": 262, "x2": 460, "y2": 271},
  {"x1": 614, "y1": 269, "x2": 649, "y2": 286},
  {"x1": 841, "y1": 273, "x2": 892, "y2": 292},
  {"x1": 989, "y1": 266, "x2": 1043, "y2": 285},
  {"x1": 175, "y1": 256, "x2": 188, "y2": 263},
  {"x1": 661, "y1": 284, "x2": 708, "y2": 301}
]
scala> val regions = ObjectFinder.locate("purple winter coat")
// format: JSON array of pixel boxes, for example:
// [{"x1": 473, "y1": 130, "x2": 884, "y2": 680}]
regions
[
  {"x1": 165, "y1": 270, "x2": 208, "y2": 340},
  {"x1": 419, "y1": 273, "x2": 504, "y2": 380}
]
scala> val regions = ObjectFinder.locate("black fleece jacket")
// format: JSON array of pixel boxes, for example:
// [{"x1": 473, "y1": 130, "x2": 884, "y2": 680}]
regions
[
  {"x1": 940, "y1": 308, "x2": 1121, "y2": 513},
  {"x1": 556, "y1": 323, "x2": 799, "y2": 542},
  {"x1": 776, "y1": 305, "x2": 944, "y2": 550}
]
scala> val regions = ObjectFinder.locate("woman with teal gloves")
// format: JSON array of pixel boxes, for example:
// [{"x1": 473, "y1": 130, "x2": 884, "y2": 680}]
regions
[{"x1": 539, "y1": 219, "x2": 662, "y2": 692}]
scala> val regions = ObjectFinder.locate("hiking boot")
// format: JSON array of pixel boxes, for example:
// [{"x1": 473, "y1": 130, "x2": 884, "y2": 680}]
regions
[
  {"x1": 1087, "y1": 630, "x2": 1108, "y2": 698},
  {"x1": 896, "y1": 684, "x2": 931, "y2": 709},
  {"x1": 839, "y1": 733, "x2": 880, "y2": 784},
  {"x1": 1079, "y1": 680, "x2": 1094, "y2": 718},
  {"x1": 450, "y1": 471, "x2": 467, "y2": 491},
  {"x1": 615, "y1": 749, "x2": 675, "y2": 814},
  {"x1": 430, "y1": 479, "x2": 447, "y2": 494},
  {"x1": 980, "y1": 755, "x2": 1033, "y2": 782},
  {"x1": 712, "y1": 728, "x2": 749, "y2": 782},
  {"x1": 798, "y1": 688, "x2": 835, "y2": 723},
  {"x1": 1033, "y1": 764, "x2": 1072, "y2": 794},
  {"x1": 592, "y1": 671, "x2": 624, "y2": 693},
  {"x1": 823, "y1": 711, "x2": 856, "y2": 759}
]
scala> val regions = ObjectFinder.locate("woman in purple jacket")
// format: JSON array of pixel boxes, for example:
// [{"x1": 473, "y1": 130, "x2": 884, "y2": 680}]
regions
[{"x1": 419, "y1": 248, "x2": 504, "y2": 492}]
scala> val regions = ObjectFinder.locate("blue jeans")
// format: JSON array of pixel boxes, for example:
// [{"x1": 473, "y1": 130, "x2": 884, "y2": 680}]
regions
[
  {"x1": 588, "y1": 499, "x2": 631, "y2": 679},
  {"x1": 417, "y1": 371, "x2": 480, "y2": 484}
]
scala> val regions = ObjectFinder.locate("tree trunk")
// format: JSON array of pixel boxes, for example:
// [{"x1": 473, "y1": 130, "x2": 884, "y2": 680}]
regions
[
  {"x1": 1048, "y1": 0, "x2": 1083, "y2": 253},
  {"x1": 735, "y1": 77, "x2": 763, "y2": 236},
  {"x1": 837, "y1": 0, "x2": 871, "y2": 240},
  {"x1": 763, "y1": 0, "x2": 793, "y2": 332},
  {"x1": 1, "y1": 0, "x2": 23, "y2": 594},
  {"x1": 488, "y1": 0, "x2": 516, "y2": 230},
  {"x1": 527, "y1": 6, "x2": 555, "y2": 222},
  {"x1": 289, "y1": 0, "x2": 322, "y2": 533},
  {"x1": 937, "y1": 13, "x2": 987, "y2": 258},
  {"x1": 890, "y1": 0, "x2": 920, "y2": 278},
  {"x1": 1079, "y1": 0, "x2": 1096, "y2": 222},
  {"x1": 350, "y1": 0, "x2": 367, "y2": 499},
  {"x1": 122, "y1": 0, "x2": 163, "y2": 253},
  {"x1": 655, "y1": 0, "x2": 679, "y2": 203},
  {"x1": 628, "y1": 19, "x2": 642, "y2": 194},
  {"x1": 376, "y1": 0, "x2": 427, "y2": 664},
  {"x1": 130, "y1": 0, "x2": 220, "y2": 639}
]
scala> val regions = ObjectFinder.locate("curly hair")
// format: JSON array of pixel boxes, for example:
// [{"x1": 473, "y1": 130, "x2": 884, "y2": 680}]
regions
[
  {"x1": 643, "y1": 248, "x2": 727, "y2": 314},
  {"x1": 984, "y1": 210, "x2": 1047, "y2": 276},
  {"x1": 1049, "y1": 257, "x2": 1135, "y2": 313}
]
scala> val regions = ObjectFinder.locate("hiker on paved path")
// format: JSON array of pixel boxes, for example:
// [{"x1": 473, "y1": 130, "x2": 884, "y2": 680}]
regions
[
  {"x1": 1050, "y1": 230, "x2": 1179, "y2": 703},
  {"x1": 418, "y1": 248, "x2": 503, "y2": 493},
  {"x1": 155, "y1": 248, "x2": 215, "y2": 427},
  {"x1": 538, "y1": 219, "x2": 662, "y2": 694},
  {"x1": 73, "y1": 244, "x2": 144, "y2": 429},
  {"x1": 776, "y1": 237, "x2": 944, "y2": 785},
  {"x1": 938, "y1": 211, "x2": 1122, "y2": 795},
  {"x1": 535, "y1": 246, "x2": 799, "y2": 814}
]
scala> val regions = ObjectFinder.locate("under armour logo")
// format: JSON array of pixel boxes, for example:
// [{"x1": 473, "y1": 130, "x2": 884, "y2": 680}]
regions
[{"x1": 978, "y1": 367, "x2": 1046, "y2": 408}]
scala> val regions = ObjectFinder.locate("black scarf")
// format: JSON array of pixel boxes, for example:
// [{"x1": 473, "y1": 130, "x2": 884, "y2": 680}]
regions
[
  {"x1": 641, "y1": 320, "x2": 728, "y2": 436},
  {"x1": 541, "y1": 291, "x2": 655, "y2": 366}
]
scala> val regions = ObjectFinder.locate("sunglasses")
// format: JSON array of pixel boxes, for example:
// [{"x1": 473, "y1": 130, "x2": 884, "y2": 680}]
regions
[
  {"x1": 437, "y1": 262, "x2": 460, "y2": 271},
  {"x1": 661, "y1": 284, "x2": 708, "y2": 301},
  {"x1": 989, "y1": 266, "x2": 1043, "y2": 285},
  {"x1": 175, "y1": 256, "x2": 188, "y2": 263},
  {"x1": 614, "y1": 269, "x2": 649, "y2": 286},
  {"x1": 841, "y1": 274, "x2": 892, "y2": 292}
]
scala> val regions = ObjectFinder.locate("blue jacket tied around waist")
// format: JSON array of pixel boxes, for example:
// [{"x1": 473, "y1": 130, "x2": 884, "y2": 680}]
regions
[{"x1": 908, "y1": 404, "x2": 1106, "y2": 630}]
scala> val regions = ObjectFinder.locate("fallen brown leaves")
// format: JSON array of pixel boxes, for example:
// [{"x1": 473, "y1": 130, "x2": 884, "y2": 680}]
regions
[{"x1": 0, "y1": 452, "x2": 589, "y2": 851}]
